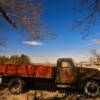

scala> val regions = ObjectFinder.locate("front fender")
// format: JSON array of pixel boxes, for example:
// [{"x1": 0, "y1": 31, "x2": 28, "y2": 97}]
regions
[{"x1": 77, "y1": 67, "x2": 100, "y2": 82}]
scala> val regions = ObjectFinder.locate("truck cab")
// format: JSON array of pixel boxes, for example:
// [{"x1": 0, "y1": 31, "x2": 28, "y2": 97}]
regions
[{"x1": 56, "y1": 58, "x2": 78, "y2": 86}]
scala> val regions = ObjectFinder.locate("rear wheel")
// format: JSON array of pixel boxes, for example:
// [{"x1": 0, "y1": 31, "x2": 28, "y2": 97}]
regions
[
  {"x1": 8, "y1": 78, "x2": 25, "y2": 94},
  {"x1": 84, "y1": 80, "x2": 100, "y2": 97}
]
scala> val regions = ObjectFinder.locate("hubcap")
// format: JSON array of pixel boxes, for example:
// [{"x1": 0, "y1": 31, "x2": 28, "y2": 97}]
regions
[
  {"x1": 12, "y1": 81, "x2": 20, "y2": 89},
  {"x1": 87, "y1": 83, "x2": 97, "y2": 93},
  {"x1": 85, "y1": 81, "x2": 99, "y2": 97},
  {"x1": 14, "y1": 82, "x2": 20, "y2": 89}
]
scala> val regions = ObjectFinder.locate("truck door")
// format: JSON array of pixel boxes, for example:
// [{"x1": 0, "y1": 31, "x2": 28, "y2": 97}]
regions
[{"x1": 56, "y1": 58, "x2": 77, "y2": 84}]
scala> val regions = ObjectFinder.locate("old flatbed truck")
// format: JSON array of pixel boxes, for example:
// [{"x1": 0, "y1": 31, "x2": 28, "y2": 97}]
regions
[{"x1": 0, "y1": 58, "x2": 100, "y2": 97}]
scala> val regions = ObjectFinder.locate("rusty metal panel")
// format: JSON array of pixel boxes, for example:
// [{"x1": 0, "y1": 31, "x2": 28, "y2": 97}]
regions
[
  {"x1": 0, "y1": 64, "x2": 55, "y2": 78},
  {"x1": 35, "y1": 66, "x2": 54, "y2": 79},
  {"x1": 56, "y1": 67, "x2": 77, "y2": 84},
  {"x1": 77, "y1": 67, "x2": 100, "y2": 81},
  {"x1": 17, "y1": 64, "x2": 28, "y2": 77},
  {"x1": 0, "y1": 65, "x2": 6, "y2": 74},
  {"x1": 27, "y1": 64, "x2": 36, "y2": 77},
  {"x1": 6, "y1": 64, "x2": 17, "y2": 75}
]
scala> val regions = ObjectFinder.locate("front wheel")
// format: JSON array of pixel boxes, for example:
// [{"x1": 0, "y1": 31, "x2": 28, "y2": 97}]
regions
[
  {"x1": 8, "y1": 78, "x2": 25, "y2": 94},
  {"x1": 84, "y1": 80, "x2": 100, "y2": 97}
]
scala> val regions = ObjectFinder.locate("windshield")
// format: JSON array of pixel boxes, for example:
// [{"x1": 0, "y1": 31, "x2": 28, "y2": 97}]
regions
[{"x1": 62, "y1": 62, "x2": 72, "y2": 67}]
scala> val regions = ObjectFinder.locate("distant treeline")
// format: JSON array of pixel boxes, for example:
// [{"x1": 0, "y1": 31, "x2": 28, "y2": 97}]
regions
[{"x1": 0, "y1": 54, "x2": 30, "y2": 64}]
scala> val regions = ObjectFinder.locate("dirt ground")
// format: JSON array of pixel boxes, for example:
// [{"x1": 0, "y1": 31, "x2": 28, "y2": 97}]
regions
[{"x1": 0, "y1": 88, "x2": 100, "y2": 100}]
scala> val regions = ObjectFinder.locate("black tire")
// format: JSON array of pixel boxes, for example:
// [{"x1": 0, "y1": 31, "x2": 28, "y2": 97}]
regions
[
  {"x1": 84, "y1": 80, "x2": 100, "y2": 97},
  {"x1": 8, "y1": 78, "x2": 25, "y2": 94}
]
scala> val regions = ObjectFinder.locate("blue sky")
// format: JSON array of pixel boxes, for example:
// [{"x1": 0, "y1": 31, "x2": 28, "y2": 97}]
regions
[{"x1": 0, "y1": 0, "x2": 100, "y2": 63}]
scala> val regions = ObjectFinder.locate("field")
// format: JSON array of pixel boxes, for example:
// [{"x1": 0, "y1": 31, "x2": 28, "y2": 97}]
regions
[{"x1": 0, "y1": 87, "x2": 100, "y2": 100}]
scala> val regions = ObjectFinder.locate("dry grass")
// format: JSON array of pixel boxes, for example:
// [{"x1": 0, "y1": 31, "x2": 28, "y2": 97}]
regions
[{"x1": 0, "y1": 88, "x2": 100, "y2": 100}]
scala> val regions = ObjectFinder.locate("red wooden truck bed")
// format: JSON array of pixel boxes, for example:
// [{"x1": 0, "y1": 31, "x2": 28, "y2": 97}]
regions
[{"x1": 0, "y1": 64, "x2": 55, "y2": 79}]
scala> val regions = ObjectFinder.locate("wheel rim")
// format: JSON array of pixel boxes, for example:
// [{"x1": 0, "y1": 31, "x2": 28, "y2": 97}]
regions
[
  {"x1": 11, "y1": 81, "x2": 21, "y2": 89},
  {"x1": 8, "y1": 78, "x2": 24, "y2": 94},
  {"x1": 9, "y1": 81, "x2": 21, "y2": 94},
  {"x1": 85, "y1": 81, "x2": 99, "y2": 97},
  {"x1": 87, "y1": 83, "x2": 98, "y2": 93}
]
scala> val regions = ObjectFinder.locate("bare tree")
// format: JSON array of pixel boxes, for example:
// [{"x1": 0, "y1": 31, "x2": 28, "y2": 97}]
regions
[
  {"x1": 0, "y1": 5, "x2": 16, "y2": 28},
  {"x1": 0, "y1": 37, "x2": 6, "y2": 50},
  {"x1": 71, "y1": 0, "x2": 100, "y2": 38},
  {"x1": 0, "y1": 0, "x2": 57, "y2": 40},
  {"x1": 91, "y1": 49, "x2": 100, "y2": 64},
  {"x1": 0, "y1": 0, "x2": 43, "y2": 39}
]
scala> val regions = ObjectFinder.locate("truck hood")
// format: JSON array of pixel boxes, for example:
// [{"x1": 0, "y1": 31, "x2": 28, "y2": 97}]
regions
[{"x1": 77, "y1": 67, "x2": 100, "y2": 81}]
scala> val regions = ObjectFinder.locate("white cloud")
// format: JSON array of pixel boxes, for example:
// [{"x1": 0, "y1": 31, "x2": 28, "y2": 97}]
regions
[{"x1": 23, "y1": 40, "x2": 43, "y2": 46}]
